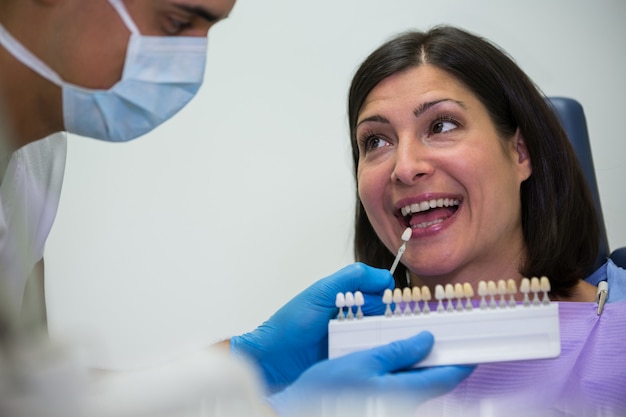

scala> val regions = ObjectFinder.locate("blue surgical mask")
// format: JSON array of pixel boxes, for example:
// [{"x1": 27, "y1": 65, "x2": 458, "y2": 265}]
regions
[{"x1": 0, "y1": 0, "x2": 207, "y2": 142}]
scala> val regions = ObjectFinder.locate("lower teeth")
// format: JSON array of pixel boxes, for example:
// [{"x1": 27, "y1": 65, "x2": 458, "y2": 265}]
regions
[{"x1": 412, "y1": 218, "x2": 445, "y2": 229}]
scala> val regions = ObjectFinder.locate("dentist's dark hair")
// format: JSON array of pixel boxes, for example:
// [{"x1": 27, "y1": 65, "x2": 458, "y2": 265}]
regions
[{"x1": 348, "y1": 25, "x2": 599, "y2": 298}]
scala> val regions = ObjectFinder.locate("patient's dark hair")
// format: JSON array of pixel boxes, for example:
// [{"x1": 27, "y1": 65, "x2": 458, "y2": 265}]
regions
[{"x1": 348, "y1": 26, "x2": 599, "y2": 298}]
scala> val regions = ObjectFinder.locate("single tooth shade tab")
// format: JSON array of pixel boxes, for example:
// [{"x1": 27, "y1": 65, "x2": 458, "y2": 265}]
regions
[
  {"x1": 540, "y1": 276, "x2": 551, "y2": 304},
  {"x1": 335, "y1": 292, "x2": 345, "y2": 320},
  {"x1": 463, "y1": 282, "x2": 474, "y2": 311},
  {"x1": 354, "y1": 290, "x2": 365, "y2": 319},
  {"x1": 412, "y1": 286, "x2": 422, "y2": 314},
  {"x1": 454, "y1": 283, "x2": 464, "y2": 299},
  {"x1": 345, "y1": 291, "x2": 355, "y2": 319},
  {"x1": 403, "y1": 287, "x2": 412, "y2": 303},
  {"x1": 402, "y1": 287, "x2": 412, "y2": 315},
  {"x1": 393, "y1": 288, "x2": 403, "y2": 316},
  {"x1": 345, "y1": 292, "x2": 355, "y2": 307},
  {"x1": 383, "y1": 288, "x2": 393, "y2": 317},
  {"x1": 520, "y1": 277, "x2": 531, "y2": 306},
  {"x1": 335, "y1": 292, "x2": 345, "y2": 308},
  {"x1": 354, "y1": 291, "x2": 364, "y2": 306},
  {"x1": 520, "y1": 278, "x2": 530, "y2": 293},
  {"x1": 382, "y1": 288, "x2": 393, "y2": 304},
  {"x1": 421, "y1": 286, "x2": 432, "y2": 314},
  {"x1": 530, "y1": 277, "x2": 540, "y2": 305},
  {"x1": 445, "y1": 284, "x2": 455, "y2": 312},
  {"x1": 530, "y1": 277, "x2": 540, "y2": 293},
  {"x1": 412, "y1": 286, "x2": 422, "y2": 302},
  {"x1": 454, "y1": 283, "x2": 464, "y2": 311},
  {"x1": 478, "y1": 281, "x2": 488, "y2": 297},
  {"x1": 487, "y1": 280, "x2": 497, "y2": 309},
  {"x1": 401, "y1": 227, "x2": 412, "y2": 242},
  {"x1": 507, "y1": 279, "x2": 518, "y2": 294},
  {"x1": 507, "y1": 279, "x2": 518, "y2": 307},
  {"x1": 435, "y1": 284, "x2": 445, "y2": 313},
  {"x1": 478, "y1": 280, "x2": 488, "y2": 309},
  {"x1": 497, "y1": 280, "x2": 507, "y2": 308}
]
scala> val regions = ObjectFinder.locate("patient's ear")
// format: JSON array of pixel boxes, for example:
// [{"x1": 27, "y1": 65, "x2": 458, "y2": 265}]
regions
[{"x1": 513, "y1": 129, "x2": 532, "y2": 181}]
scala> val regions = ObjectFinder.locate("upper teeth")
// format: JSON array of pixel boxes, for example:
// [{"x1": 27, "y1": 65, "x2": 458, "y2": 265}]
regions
[{"x1": 400, "y1": 198, "x2": 460, "y2": 217}]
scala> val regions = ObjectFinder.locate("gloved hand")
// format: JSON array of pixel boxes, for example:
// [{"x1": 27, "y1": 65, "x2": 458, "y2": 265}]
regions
[
  {"x1": 267, "y1": 331, "x2": 475, "y2": 417},
  {"x1": 230, "y1": 263, "x2": 393, "y2": 393}
]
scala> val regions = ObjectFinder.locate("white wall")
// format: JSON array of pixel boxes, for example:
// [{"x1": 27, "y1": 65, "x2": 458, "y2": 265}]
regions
[{"x1": 45, "y1": 0, "x2": 626, "y2": 369}]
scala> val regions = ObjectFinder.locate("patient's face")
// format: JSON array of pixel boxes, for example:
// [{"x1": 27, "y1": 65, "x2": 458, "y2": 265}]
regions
[{"x1": 355, "y1": 64, "x2": 531, "y2": 286}]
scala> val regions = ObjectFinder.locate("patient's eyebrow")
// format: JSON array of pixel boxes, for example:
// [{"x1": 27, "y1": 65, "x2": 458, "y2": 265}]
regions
[
  {"x1": 413, "y1": 99, "x2": 467, "y2": 118},
  {"x1": 357, "y1": 98, "x2": 467, "y2": 127},
  {"x1": 356, "y1": 115, "x2": 390, "y2": 127}
]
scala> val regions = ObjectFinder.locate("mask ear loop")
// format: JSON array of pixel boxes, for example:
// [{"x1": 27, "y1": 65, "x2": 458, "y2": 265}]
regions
[
  {"x1": 0, "y1": 24, "x2": 63, "y2": 86},
  {"x1": 107, "y1": 0, "x2": 141, "y2": 35}
]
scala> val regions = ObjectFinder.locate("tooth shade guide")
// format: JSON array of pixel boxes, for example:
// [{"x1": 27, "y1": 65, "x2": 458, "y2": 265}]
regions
[
  {"x1": 329, "y1": 277, "x2": 559, "y2": 367},
  {"x1": 331, "y1": 279, "x2": 553, "y2": 317}
]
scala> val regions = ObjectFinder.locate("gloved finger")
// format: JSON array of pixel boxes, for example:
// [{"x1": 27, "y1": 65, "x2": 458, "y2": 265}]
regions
[
  {"x1": 371, "y1": 364, "x2": 476, "y2": 402},
  {"x1": 361, "y1": 295, "x2": 387, "y2": 316},
  {"x1": 346, "y1": 331, "x2": 435, "y2": 374}
]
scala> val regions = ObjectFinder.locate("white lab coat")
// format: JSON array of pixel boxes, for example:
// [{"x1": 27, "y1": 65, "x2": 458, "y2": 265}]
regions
[
  {"x1": 0, "y1": 131, "x2": 274, "y2": 416},
  {"x1": 0, "y1": 132, "x2": 66, "y2": 322}
]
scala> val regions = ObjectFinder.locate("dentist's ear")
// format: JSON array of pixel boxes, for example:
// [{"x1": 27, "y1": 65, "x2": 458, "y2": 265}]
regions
[{"x1": 513, "y1": 129, "x2": 532, "y2": 181}]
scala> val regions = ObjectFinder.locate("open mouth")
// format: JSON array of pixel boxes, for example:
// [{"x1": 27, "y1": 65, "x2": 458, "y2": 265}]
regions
[{"x1": 399, "y1": 198, "x2": 460, "y2": 229}]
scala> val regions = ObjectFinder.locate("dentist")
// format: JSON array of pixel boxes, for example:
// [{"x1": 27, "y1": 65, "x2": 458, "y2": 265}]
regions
[{"x1": 0, "y1": 1, "x2": 473, "y2": 415}]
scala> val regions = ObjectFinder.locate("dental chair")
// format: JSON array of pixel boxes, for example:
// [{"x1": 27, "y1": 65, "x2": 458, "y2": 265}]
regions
[{"x1": 547, "y1": 97, "x2": 626, "y2": 271}]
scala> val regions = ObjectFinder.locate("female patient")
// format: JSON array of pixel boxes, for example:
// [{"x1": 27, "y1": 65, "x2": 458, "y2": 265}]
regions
[{"x1": 348, "y1": 25, "x2": 626, "y2": 415}]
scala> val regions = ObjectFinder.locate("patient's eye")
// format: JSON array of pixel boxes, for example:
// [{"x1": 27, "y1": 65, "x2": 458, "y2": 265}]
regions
[
  {"x1": 430, "y1": 117, "x2": 459, "y2": 135},
  {"x1": 359, "y1": 131, "x2": 391, "y2": 154}
]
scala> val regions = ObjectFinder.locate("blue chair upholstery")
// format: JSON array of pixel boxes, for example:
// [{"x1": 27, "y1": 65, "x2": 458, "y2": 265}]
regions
[{"x1": 547, "y1": 97, "x2": 626, "y2": 270}]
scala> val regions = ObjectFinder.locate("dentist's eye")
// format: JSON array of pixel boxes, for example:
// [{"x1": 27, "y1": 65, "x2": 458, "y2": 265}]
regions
[{"x1": 164, "y1": 15, "x2": 193, "y2": 35}]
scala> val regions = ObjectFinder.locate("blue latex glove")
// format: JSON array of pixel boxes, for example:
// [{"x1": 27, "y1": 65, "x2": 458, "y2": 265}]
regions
[
  {"x1": 230, "y1": 263, "x2": 393, "y2": 393},
  {"x1": 267, "y1": 331, "x2": 475, "y2": 417}
]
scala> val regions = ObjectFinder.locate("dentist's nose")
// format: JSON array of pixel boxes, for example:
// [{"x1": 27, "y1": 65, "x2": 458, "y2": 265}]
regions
[{"x1": 390, "y1": 140, "x2": 433, "y2": 184}]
